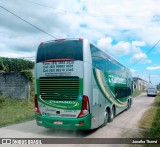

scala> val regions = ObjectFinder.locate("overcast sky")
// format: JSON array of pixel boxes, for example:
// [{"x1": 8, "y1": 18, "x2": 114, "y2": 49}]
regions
[{"x1": 0, "y1": 0, "x2": 160, "y2": 84}]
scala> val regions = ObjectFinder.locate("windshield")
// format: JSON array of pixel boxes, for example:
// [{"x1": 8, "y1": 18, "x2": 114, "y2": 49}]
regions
[{"x1": 36, "y1": 40, "x2": 83, "y2": 63}]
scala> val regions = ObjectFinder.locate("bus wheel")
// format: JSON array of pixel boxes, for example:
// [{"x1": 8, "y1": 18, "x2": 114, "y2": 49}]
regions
[
  {"x1": 103, "y1": 110, "x2": 109, "y2": 126},
  {"x1": 109, "y1": 106, "x2": 115, "y2": 122},
  {"x1": 126, "y1": 100, "x2": 131, "y2": 110}
]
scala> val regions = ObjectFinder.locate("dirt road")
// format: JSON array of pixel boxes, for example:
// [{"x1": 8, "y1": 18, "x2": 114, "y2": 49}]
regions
[{"x1": 0, "y1": 93, "x2": 155, "y2": 146}]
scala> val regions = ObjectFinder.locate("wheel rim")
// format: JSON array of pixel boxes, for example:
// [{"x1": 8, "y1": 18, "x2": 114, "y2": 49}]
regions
[
  {"x1": 128, "y1": 100, "x2": 130, "y2": 109},
  {"x1": 104, "y1": 111, "x2": 108, "y2": 125},
  {"x1": 112, "y1": 107, "x2": 115, "y2": 118}
]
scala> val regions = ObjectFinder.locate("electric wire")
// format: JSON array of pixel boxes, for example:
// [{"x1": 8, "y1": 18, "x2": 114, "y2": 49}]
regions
[
  {"x1": 0, "y1": 5, "x2": 57, "y2": 39},
  {"x1": 130, "y1": 39, "x2": 160, "y2": 67},
  {"x1": 24, "y1": 0, "x2": 152, "y2": 20}
]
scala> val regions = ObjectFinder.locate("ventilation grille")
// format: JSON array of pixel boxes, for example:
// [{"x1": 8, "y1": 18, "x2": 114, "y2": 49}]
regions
[{"x1": 39, "y1": 77, "x2": 79, "y2": 100}]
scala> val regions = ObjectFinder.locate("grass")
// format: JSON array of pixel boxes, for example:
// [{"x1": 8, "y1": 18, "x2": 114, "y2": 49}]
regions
[
  {"x1": 0, "y1": 96, "x2": 35, "y2": 127},
  {"x1": 139, "y1": 93, "x2": 160, "y2": 138},
  {"x1": 132, "y1": 90, "x2": 143, "y2": 97}
]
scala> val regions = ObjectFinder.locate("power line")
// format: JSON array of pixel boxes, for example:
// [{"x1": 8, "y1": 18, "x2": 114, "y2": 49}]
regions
[
  {"x1": 24, "y1": 0, "x2": 152, "y2": 20},
  {"x1": 0, "y1": 5, "x2": 57, "y2": 39},
  {"x1": 25, "y1": 0, "x2": 60, "y2": 10},
  {"x1": 145, "y1": 40, "x2": 160, "y2": 55},
  {"x1": 130, "y1": 39, "x2": 160, "y2": 67}
]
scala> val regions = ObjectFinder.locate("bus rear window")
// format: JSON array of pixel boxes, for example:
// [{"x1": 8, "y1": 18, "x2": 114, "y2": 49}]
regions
[{"x1": 36, "y1": 40, "x2": 83, "y2": 63}]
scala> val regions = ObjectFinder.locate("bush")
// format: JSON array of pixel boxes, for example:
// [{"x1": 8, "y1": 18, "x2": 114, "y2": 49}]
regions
[{"x1": 0, "y1": 57, "x2": 34, "y2": 72}]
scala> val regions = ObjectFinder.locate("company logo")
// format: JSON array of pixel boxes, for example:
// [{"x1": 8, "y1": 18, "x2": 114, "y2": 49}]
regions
[
  {"x1": 50, "y1": 100, "x2": 79, "y2": 108},
  {"x1": 108, "y1": 75, "x2": 126, "y2": 84},
  {"x1": 1, "y1": 139, "x2": 42, "y2": 144},
  {"x1": 78, "y1": 95, "x2": 82, "y2": 100},
  {"x1": 2, "y1": 139, "x2": 11, "y2": 144},
  {"x1": 39, "y1": 95, "x2": 80, "y2": 109}
]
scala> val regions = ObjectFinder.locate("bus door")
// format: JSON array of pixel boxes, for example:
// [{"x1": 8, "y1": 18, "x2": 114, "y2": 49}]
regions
[
  {"x1": 91, "y1": 87, "x2": 105, "y2": 128},
  {"x1": 91, "y1": 87, "x2": 99, "y2": 128},
  {"x1": 98, "y1": 91, "x2": 105, "y2": 126}
]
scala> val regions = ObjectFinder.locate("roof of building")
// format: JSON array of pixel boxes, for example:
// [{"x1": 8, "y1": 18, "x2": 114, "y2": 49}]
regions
[{"x1": 133, "y1": 77, "x2": 148, "y2": 83}]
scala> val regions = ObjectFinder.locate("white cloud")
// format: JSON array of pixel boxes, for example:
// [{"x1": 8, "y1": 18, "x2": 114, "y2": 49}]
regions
[
  {"x1": 146, "y1": 66, "x2": 160, "y2": 71},
  {"x1": 130, "y1": 53, "x2": 152, "y2": 64},
  {"x1": 132, "y1": 41, "x2": 146, "y2": 47},
  {"x1": 130, "y1": 68, "x2": 136, "y2": 73},
  {"x1": 97, "y1": 37, "x2": 151, "y2": 64},
  {"x1": 97, "y1": 37, "x2": 146, "y2": 56},
  {"x1": 97, "y1": 37, "x2": 132, "y2": 56}
]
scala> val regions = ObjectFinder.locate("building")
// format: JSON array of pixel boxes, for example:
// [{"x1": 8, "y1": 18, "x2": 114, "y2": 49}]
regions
[{"x1": 133, "y1": 77, "x2": 148, "y2": 91}]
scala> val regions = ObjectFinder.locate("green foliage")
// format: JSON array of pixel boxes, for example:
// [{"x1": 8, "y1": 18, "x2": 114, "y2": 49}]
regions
[
  {"x1": 132, "y1": 90, "x2": 143, "y2": 97},
  {"x1": 21, "y1": 70, "x2": 33, "y2": 83},
  {"x1": 0, "y1": 58, "x2": 35, "y2": 127},
  {"x1": 0, "y1": 58, "x2": 5, "y2": 70},
  {"x1": 139, "y1": 94, "x2": 160, "y2": 138},
  {"x1": 0, "y1": 57, "x2": 34, "y2": 72},
  {"x1": 157, "y1": 83, "x2": 160, "y2": 90}
]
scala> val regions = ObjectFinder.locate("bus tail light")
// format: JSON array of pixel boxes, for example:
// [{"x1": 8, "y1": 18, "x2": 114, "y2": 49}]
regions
[
  {"x1": 39, "y1": 42, "x2": 44, "y2": 46},
  {"x1": 78, "y1": 95, "x2": 90, "y2": 118},
  {"x1": 34, "y1": 95, "x2": 41, "y2": 115},
  {"x1": 79, "y1": 38, "x2": 83, "y2": 41}
]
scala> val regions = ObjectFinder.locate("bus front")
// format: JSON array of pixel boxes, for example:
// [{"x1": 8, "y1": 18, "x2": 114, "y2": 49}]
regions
[{"x1": 34, "y1": 39, "x2": 91, "y2": 130}]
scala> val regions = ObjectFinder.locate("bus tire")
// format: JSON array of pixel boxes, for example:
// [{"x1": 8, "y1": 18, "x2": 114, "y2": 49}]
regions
[
  {"x1": 102, "y1": 110, "x2": 109, "y2": 127},
  {"x1": 108, "y1": 106, "x2": 115, "y2": 122},
  {"x1": 126, "y1": 100, "x2": 131, "y2": 110}
]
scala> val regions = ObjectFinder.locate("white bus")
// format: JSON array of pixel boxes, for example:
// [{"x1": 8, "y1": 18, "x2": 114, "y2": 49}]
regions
[{"x1": 34, "y1": 38, "x2": 133, "y2": 130}]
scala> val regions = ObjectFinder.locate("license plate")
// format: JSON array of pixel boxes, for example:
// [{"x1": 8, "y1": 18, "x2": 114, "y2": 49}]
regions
[{"x1": 54, "y1": 121, "x2": 63, "y2": 125}]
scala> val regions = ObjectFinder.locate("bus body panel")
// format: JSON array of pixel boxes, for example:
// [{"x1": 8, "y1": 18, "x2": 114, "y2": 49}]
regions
[{"x1": 36, "y1": 113, "x2": 92, "y2": 130}]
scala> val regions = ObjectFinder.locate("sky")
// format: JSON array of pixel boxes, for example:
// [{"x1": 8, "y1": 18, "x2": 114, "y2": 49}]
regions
[{"x1": 0, "y1": 0, "x2": 160, "y2": 85}]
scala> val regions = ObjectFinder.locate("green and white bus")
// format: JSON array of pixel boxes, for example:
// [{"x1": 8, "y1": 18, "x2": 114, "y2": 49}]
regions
[{"x1": 34, "y1": 38, "x2": 133, "y2": 130}]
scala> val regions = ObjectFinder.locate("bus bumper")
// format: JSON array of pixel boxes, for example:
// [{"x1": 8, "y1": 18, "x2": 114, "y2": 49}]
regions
[{"x1": 35, "y1": 113, "x2": 92, "y2": 130}]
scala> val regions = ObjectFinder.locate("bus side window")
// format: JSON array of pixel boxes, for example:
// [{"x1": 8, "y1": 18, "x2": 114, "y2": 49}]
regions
[{"x1": 115, "y1": 87, "x2": 131, "y2": 98}]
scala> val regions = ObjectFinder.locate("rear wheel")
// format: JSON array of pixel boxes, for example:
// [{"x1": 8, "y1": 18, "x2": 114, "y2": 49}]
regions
[
  {"x1": 102, "y1": 110, "x2": 109, "y2": 126},
  {"x1": 108, "y1": 106, "x2": 115, "y2": 122},
  {"x1": 126, "y1": 100, "x2": 131, "y2": 110}
]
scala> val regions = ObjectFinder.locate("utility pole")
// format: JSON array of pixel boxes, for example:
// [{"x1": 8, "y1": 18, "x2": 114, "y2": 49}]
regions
[{"x1": 149, "y1": 74, "x2": 151, "y2": 84}]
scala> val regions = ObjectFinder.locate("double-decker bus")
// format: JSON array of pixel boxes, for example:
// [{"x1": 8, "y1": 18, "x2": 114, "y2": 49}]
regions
[{"x1": 34, "y1": 38, "x2": 133, "y2": 130}]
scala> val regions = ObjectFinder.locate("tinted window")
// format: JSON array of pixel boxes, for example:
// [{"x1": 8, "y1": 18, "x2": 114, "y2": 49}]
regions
[
  {"x1": 90, "y1": 44, "x2": 125, "y2": 76},
  {"x1": 36, "y1": 40, "x2": 83, "y2": 63},
  {"x1": 115, "y1": 87, "x2": 131, "y2": 98}
]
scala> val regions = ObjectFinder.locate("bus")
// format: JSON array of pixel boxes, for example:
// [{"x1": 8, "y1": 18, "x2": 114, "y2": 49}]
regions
[{"x1": 34, "y1": 38, "x2": 133, "y2": 130}]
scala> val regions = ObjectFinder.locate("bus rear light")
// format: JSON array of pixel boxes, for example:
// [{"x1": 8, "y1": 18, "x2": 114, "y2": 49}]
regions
[
  {"x1": 75, "y1": 121, "x2": 84, "y2": 126},
  {"x1": 39, "y1": 42, "x2": 44, "y2": 46},
  {"x1": 36, "y1": 118, "x2": 43, "y2": 124},
  {"x1": 79, "y1": 38, "x2": 83, "y2": 41},
  {"x1": 34, "y1": 95, "x2": 41, "y2": 115},
  {"x1": 78, "y1": 95, "x2": 90, "y2": 118}
]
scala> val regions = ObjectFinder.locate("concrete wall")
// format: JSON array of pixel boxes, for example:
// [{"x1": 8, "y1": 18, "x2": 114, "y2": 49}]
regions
[
  {"x1": 133, "y1": 79, "x2": 148, "y2": 91},
  {"x1": 0, "y1": 72, "x2": 30, "y2": 99}
]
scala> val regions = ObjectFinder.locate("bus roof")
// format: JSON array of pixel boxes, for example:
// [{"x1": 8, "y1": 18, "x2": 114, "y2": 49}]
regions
[
  {"x1": 39, "y1": 38, "x2": 128, "y2": 70},
  {"x1": 39, "y1": 38, "x2": 83, "y2": 46}
]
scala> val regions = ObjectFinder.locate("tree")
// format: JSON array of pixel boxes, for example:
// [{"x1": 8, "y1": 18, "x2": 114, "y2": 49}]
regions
[
  {"x1": 0, "y1": 58, "x2": 5, "y2": 71},
  {"x1": 157, "y1": 83, "x2": 160, "y2": 90},
  {"x1": 0, "y1": 57, "x2": 35, "y2": 72}
]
